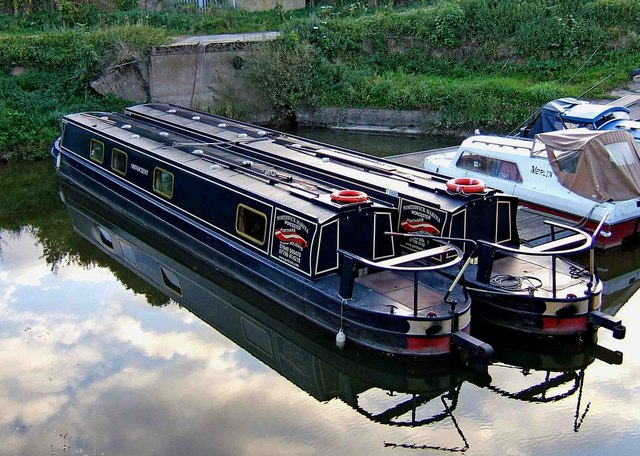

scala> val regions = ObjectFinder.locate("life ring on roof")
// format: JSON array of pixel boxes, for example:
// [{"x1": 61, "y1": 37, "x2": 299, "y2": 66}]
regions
[
  {"x1": 330, "y1": 189, "x2": 369, "y2": 204},
  {"x1": 446, "y1": 177, "x2": 485, "y2": 194}
]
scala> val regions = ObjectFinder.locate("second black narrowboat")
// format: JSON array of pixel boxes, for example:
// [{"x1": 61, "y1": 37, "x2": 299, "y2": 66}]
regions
[{"x1": 119, "y1": 104, "x2": 624, "y2": 340}]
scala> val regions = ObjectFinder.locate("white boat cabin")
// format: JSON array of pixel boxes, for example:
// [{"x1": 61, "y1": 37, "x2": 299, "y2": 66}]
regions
[{"x1": 423, "y1": 129, "x2": 640, "y2": 238}]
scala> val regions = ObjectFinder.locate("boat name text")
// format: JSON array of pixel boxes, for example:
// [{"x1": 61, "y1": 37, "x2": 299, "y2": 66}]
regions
[
  {"x1": 403, "y1": 205, "x2": 442, "y2": 224},
  {"x1": 276, "y1": 215, "x2": 309, "y2": 234},
  {"x1": 131, "y1": 164, "x2": 149, "y2": 176},
  {"x1": 530, "y1": 165, "x2": 552, "y2": 178}
]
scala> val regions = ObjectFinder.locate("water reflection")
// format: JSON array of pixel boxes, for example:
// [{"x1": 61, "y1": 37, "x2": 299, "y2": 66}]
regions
[
  {"x1": 479, "y1": 329, "x2": 621, "y2": 439},
  {"x1": 291, "y1": 128, "x2": 459, "y2": 158}
]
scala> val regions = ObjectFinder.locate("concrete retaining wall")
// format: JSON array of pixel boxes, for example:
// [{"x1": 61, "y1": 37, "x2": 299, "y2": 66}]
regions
[
  {"x1": 297, "y1": 107, "x2": 445, "y2": 135},
  {"x1": 235, "y1": 0, "x2": 305, "y2": 11},
  {"x1": 90, "y1": 32, "x2": 279, "y2": 122}
]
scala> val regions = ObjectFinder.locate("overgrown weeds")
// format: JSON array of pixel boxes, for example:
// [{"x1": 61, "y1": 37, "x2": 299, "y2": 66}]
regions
[{"x1": 1, "y1": 0, "x2": 640, "y2": 162}]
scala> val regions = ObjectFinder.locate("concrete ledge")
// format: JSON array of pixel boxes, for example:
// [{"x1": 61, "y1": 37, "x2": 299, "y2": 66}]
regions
[{"x1": 297, "y1": 107, "x2": 446, "y2": 135}]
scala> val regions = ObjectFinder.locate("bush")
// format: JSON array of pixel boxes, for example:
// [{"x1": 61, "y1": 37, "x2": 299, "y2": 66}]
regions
[
  {"x1": 0, "y1": 25, "x2": 164, "y2": 162},
  {"x1": 2, "y1": 0, "x2": 640, "y2": 161},
  {"x1": 247, "y1": 34, "x2": 325, "y2": 125}
]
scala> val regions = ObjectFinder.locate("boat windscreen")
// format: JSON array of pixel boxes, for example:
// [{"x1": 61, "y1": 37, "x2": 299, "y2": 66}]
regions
[{"x1": 537, "y1": 129, "x2": 640, "y2": 202}]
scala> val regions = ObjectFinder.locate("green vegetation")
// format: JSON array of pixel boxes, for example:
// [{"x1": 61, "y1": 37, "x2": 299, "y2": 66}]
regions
[
  {"x1": 0, "y1": 24, "x2": 167, "y2": 161},
  {"x1": 1, "y1": 0, "x2": 640, "y2": 162}
]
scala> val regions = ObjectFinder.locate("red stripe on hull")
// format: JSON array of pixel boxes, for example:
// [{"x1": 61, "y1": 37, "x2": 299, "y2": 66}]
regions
[
  {"x1": 407, "y1": 335, "x2": 451, "y2": 355},
  {"x1": 519, "y1": 202, "x2": 639, "y2": 249},
  {"x1": 542, "y1": 315, "x2": 588, "y2": 335},
  {"x1": 406, "y1": 324, "x2": 471, "y2": 355}
]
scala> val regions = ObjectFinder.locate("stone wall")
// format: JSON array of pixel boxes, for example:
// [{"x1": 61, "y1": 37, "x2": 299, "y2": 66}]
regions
[
  {"x1": 234, "y1": 0, "x2": 305, "y2": 12},
  {"x1": 90, "y1": 60, "x2": 150, "y2": 103},
  {"x1": 137, "y1": 0, "x2": 163, "y2": 11},
  {"x1": 148, "y1": 33, "x2": 280, "y2": 121}
]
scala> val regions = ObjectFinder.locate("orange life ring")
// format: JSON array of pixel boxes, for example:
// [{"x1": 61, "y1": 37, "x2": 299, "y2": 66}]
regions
[
  {"x1": 330, "y1": 189, "x2": 369, "y2": 204},
  {"x1": 446, "y1": 177, "x2": 485, "y2": 194}
]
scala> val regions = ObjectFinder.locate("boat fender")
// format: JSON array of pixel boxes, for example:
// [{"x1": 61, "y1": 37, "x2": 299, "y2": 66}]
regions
[
  {"x1": 330, "y1": 189, "x2": 369, "y2": 204},
  {"x1": 336, "y1": 329, "x2": 346, "y2": 349},
  {"x1": 446, "y1": 178, "x2": 485, "y2": 194}
]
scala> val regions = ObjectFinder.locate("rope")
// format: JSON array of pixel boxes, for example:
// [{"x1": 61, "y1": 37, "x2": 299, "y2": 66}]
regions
[
  {"x1": 568, "y1": 264, "x2": 590, "y2": 279},
  {"x1": 340, "y1": 298, "x2": 347, "y2": 332},
  {"x1": 490, "y1": 274, "x2": 543, "y2": 291}
]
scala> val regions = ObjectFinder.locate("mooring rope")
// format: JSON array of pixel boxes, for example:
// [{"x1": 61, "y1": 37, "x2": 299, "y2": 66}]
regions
[{"x1": 490, "y1": 274, "x2": 543, "y2": 291}]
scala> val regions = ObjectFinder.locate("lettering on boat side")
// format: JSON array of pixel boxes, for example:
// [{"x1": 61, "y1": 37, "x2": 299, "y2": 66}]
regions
[
  {"x1": 403, "y1": 204, "x2": 442, "y2": 224},
  {"x1": 530, "y1": 165, "x2": 552, "y2": 178},
  {"x1": 271, "y1": 211, "x2": 315, "y2": 274},
  {"x1": 399, "y1": 202, "x2": 447, "y2": 252},
  {"x1": 131, "y1": 164, "x2": 149, "y2": 176}
]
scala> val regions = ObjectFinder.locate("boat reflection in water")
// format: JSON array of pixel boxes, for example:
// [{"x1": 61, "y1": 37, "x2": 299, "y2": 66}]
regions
[
  {"x1": 473, "y1": 240, "x2": 634, "y2": 433},
  {"x1": 475, "y1": 321, "x2": 623, "y2": 434},
  {"x1": 60, "y1": 182, "x2": 627, "y2": 451},
  {"x1": 596, "y1": 240, "x2": 640, "y2": 317}
]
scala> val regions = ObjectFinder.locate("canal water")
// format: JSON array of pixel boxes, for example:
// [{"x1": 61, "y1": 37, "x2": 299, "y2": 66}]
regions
[{"x1": 0, "y1": 131, "x2": 638, "y2": 456}]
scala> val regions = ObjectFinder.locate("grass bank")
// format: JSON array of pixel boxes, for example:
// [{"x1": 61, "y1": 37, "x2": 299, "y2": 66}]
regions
[{"x1": 1, "y1": 0, "x2": 640, "y2": 162}]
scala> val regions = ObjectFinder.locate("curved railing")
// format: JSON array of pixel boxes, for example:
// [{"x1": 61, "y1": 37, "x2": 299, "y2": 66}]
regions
[{"x1": 337, "y1": 237, "x2": 476, "y2": 317}]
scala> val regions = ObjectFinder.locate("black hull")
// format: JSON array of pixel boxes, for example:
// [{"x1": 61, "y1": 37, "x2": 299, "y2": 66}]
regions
[
  {"x1": 62, "y1": 185, "x2": 499, "y2": 433},
  {"x1": 466, "y1": 283, "x2": 601, "y2": 336}
]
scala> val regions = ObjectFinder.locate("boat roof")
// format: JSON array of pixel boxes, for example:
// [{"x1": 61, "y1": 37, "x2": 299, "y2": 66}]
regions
[
  {"x1": 559, "y1": 103, "x2": 629, "y2": 123},
  {"x1": 459, "y1": 135, "x2": 545, "y2": 156},
  {"x1": 124, "y1": 103, "x2": 494, "y2": 213},
  {"x1": 606, "y1": 120, "x2": 640, "y2": 137},
  {"x1": 63, "y1": 112, "x2": 359, "y2": 223},
  {"x1": 535, "y1": 128, "x2": 640, "y2": 202},
  {"x1": 520, "y1": 98, "x2": 633, "y2": 139}
]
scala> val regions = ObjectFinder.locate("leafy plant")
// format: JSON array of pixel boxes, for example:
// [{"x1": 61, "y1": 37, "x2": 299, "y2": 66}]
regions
[{"x1": 1, "y1": 0, "x2": 640, "y2": 160}]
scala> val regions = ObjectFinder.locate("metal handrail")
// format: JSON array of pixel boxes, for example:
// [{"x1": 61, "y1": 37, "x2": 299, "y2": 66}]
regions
[
  {"x1": 338, "y1": 243, "x2": 463, "y2": 273},
  {"x1": 475, "y1": 216, "x2": 606, "y2": 299},
  {"x1": 338, "y1": 238, "x2": 470, "y2": 317},
  {"x1": 478, "y1": 220, "x2": 593, "y2": 256}
]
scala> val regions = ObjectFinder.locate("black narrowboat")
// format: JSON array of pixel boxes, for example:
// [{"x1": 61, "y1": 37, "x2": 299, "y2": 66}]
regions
[
  {"x1": 51, "y1": 110, "x2": 492, "y2": 358},
  {"x1": 118, "y1": 104, "x2": 624, "y2": 340}
]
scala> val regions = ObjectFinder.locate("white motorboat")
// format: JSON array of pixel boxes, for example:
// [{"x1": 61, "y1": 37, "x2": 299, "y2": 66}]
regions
[{"x1": 423, "y1": 128, "x2": 640, "y2": 249}]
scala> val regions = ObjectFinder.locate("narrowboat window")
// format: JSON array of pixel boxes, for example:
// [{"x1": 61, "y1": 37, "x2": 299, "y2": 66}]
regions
[
  {"x1": 456, "y1": 151, "x2": 523, "y2": 183},
  {"x1": 90, "y1": 140, "x2": 105, "y2": 164},
  {"x1": 111, "y1": 148, "x2": 128, "y2": 176},
  {"x1": 97, "y1": 226, "x2": 113, "y2": 249},
  {"x1": 236, "y1": 204, "x2": 267, "y2": 245},
  {"x1": 160, "y1": 266, "x2": 182, "y2": 295},
  {"x1": 153, "y1": 168, "x2": 174, "y2": 198},
  {"x1": 120, "y1": 241, "x2": 136, "y2": 265}
]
